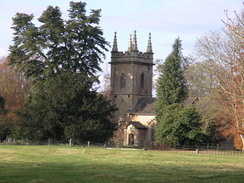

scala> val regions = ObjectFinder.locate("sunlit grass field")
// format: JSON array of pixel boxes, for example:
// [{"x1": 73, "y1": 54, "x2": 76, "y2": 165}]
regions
[{"x1": 0, "y1": 145, "x2": 244, "y2": 183}]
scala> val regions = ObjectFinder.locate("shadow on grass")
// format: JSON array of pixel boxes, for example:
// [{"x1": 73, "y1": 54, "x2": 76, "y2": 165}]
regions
[{"x1": 1, "y1": 160, "x2": 244, "y2": 183}]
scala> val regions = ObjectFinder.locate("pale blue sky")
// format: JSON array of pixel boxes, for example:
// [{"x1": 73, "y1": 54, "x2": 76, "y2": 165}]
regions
[{"x1": 0, "y1": 0, "x2": 242, "y2": 62}]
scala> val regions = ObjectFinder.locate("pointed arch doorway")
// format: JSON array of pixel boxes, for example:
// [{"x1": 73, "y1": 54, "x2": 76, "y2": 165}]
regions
[{"x1": 128, "y1": 133, "x2": 134, "y2": 146}]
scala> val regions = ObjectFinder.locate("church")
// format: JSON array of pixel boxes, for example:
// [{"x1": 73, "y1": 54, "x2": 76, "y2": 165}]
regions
[{"x1": 109, "y1": 31, "x2": 156, "y2": 146}]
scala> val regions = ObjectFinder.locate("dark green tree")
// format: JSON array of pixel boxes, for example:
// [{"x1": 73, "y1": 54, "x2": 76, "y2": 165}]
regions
[
  {"x1": 156, "y1": 38, "x2": 187, "y2": 112},
  {"x1": 18, "y1": 72, "x2": 117, "y2": 143},
  {"x1": 9, "y1": 1, "x2": 108, "y2": 81},
  {"x1": 9, "y1": 2, "x2": 116, "y2": 143},
  {"x1": 156, "y1": 38, "x2": 203, "y2": 145},
  {"x1": 156, "y1": 103, "x2": 203, "y2": 145}
]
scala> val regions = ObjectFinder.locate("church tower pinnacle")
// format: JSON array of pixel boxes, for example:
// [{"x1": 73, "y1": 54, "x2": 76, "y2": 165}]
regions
[
  {"x1": 132, "y1": 30, "x2": 138, "y2": 52},
  {"x1": 112, "y1": 32, "x2": 118, "y2": 52},
  {"x1": 147, "y1": 33, "x2": 153, "y2": 53},
  {"x1": 128, "y1": 34, "x2": 133, "y2": 52}
]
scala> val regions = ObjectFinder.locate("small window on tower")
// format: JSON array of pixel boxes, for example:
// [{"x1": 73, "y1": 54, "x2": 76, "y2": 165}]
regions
[
  {"x1": 120, "y1": 73, "x2": 126, "y2": 88},
  {"x1": 140, "y1": 73, "x2": 144, "y2": 89}
]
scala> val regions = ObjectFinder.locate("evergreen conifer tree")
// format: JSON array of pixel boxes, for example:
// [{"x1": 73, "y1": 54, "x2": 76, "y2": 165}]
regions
[
  {"x1": 156, "y1": 38, "x2": 203, "y2": 145},
  {"x1": 18, "y1": 72, "x2": 117, "y2": 143},
  {"x1": 8, "y1": 2, "x2": 117, "y2": 143},
  {"x1": 156, "y1": 38, "x2": 187, "y2": 112},
  {"x1": 9, "y1": 1, "x2": 108, "y2": 82}
]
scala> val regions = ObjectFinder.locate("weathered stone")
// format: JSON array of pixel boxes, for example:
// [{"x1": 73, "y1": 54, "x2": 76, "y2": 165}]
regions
[{"x1": 110, "y1": 31, "x2": 156, "y2": 146}]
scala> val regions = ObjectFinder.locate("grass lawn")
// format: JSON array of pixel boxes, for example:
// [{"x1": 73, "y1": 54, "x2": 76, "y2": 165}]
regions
[{"x1": 0, "y1": 145, "x2": 244, "y2": 183}]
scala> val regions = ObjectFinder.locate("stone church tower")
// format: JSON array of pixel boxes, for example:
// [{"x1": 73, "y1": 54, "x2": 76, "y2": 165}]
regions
[
  {"x1": 110, "y1": 31, "x2": 156, "y2": 146},
  {"x1": 110, "y1": 31, "x2": 154, "y2": 123}
]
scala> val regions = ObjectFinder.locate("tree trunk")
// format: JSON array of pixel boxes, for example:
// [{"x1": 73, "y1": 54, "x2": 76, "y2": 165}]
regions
[{"x1": 240, "y1": 134, "x2": 244, "y2": 151}]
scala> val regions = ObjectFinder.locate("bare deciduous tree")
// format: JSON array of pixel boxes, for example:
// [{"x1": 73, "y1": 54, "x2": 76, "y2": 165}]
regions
[{"x1": 194, "y1": 7, "x2": 244, "y2": 150}]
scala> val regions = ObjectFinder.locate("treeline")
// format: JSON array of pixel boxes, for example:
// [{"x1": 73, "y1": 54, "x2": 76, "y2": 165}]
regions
[
  {"x1": 0, "y1": 2, "x2": 243, "y2": 149},
  {"x1": 155, "y1": 8, "x2": 244, "y2": 150}
]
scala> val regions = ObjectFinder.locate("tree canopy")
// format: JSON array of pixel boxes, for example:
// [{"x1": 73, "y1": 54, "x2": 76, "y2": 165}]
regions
[
  {"x1": 8, "y1": 1, "x2": 116, "y2": 143},
  {"x1": 193, "y1": 8, "x2": 244, "y2": 150},
  {"x1": 9, "y1": 1, "x2": 108, "y2": 82},
  {"x1": 17, "y1": 72, "x2": 116, "y2": 143},
  {"x1": 156, "y1": 103, "x2": 203, "y2": 145},
  {"x1": 156, "y1": 38, "x2": 203, "y2": 145},
  {"x1": 156, "y1": 38, "x2": 187, "y2": 112}
]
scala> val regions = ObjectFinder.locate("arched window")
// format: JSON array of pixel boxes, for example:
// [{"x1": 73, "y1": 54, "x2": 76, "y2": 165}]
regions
[
  {"x1": 120, "y1": 73, "x2": 126, "y2": 88},
  {"x1": 140, "y1": 73, "x2": 144, "y2": 89}
]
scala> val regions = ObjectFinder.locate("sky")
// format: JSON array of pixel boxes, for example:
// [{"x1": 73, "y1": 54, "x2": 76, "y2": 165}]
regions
[{"x1": 0, "y1": 0, "x2": 242, "y2": 65}]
